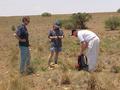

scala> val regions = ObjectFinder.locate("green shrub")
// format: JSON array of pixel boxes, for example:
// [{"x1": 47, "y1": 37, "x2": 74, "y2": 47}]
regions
[
  {"x1": 41, "y1": 12, "x2": 52, "y2": 17},
  {"x1": 105, "y1": 16, "x2": 120, "y2": 30},
  {"x1": 11, "y1": 25, "x2": 16, "y2": 31},
  {"x1": 111, "y1": 66, "x2": 120, "y2": 73},
  {"x1": 71, "y1": 13, "x2": 92, "y2": 29},
  {"x1": 117, "y1": 8, "x2": 120, "y2": 13},
  {"x1": 62, "y1": 13, "x2": 91, "y2": 29},
  {"x1": 63, "y1": 21, "x2": 75, "y2": 29}
]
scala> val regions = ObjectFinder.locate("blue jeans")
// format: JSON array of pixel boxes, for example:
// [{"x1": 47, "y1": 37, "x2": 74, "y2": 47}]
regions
[{"x1": 19, "y1": 46, "x2": 30, "y2": 73}]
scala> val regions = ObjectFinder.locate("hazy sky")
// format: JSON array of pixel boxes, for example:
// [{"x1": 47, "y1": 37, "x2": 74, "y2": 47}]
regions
[{"x1": 0, "y1": 0, "x2": 120, "y2": 16}]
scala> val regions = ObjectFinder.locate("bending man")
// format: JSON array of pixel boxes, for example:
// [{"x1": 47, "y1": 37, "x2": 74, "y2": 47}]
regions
[{"x1": 71, "y1": 29, "x2": 100, "y2": 72}]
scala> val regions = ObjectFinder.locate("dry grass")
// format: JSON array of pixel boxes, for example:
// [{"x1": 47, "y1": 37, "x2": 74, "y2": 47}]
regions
[{"x1": 0, "y1": 12, "x2": 120, "y2": 90}]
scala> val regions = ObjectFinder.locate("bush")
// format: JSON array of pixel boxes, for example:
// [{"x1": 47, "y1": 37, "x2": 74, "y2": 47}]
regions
[
  {"x1": 71, "y1": 13, "x2": 92, "y2": 29},
  {"x1": 63, "y1": 21, "x2": 75, "y2": 29},
  {"x1": 11, "y1": 25, "x2": 16, "y2": 31},
  {"x1": 61, "y1": 12, "x2": 91, "y2": 30},
  {"x1": 41, "y1": 12, "x2": 52, "y2": 17},
  {"x1": 105, "y1": 16, "x2": 120, "y2": 30},
  {"x1": 111, "y1": 66, "x2": 120, "y2": 73},
  {"x1": 117, "y1": 8, "x2": 120, "y2": 13}
]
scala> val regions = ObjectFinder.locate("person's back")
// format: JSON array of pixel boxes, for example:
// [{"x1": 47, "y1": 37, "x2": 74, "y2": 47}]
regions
[
  {"x1": 16, "y1": 24, "x2": 29, "y2": 47},
  {"x1": 77, "y1": 29, "x2": 99, "y2": 43}
]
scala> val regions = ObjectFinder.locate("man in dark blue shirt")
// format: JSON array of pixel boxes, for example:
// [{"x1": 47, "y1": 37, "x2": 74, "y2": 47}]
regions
[
  {"x1": 15, "y1": 16, "x2": 31, "y2": 74},
  {"x1": 48, "y1": 20, "x2": 64, "y2": 68}
]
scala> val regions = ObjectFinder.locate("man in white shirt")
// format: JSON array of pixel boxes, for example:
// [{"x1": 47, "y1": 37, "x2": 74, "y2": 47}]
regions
[{"x1": 71, "y1": 29, "x2": 100, "y2": 72}]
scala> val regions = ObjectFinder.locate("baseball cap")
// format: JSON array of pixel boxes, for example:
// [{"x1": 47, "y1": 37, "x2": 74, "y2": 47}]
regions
[{"x1": 54, "y1": 20, "x2": 61, "y2": 27}]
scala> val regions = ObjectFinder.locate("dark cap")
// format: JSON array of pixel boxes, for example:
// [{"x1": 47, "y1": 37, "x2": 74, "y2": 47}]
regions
[
  {"x1": 54, "y1": 20, "x2": 61, "y2": 27},
  {"x1": 71, "y1": 29, "x2": 77, "y2": 36}
]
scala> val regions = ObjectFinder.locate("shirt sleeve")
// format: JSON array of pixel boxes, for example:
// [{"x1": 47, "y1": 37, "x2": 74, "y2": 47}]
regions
[
  {"x1": 16, "y1": 26, "x2": 21, "y2": 37},
  {"x1": 60, "y1": 30, "x2": 64, "y2": 36},
  {"x1": 48, "y1": 30, "x2": 52, "y2": 37},
  {"x1": 78, "y1": 34, "x2": 85, "y2": 42}
]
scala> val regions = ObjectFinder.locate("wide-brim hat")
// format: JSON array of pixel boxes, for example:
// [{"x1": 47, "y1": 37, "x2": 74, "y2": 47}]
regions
[{"x1": 54, "y1": 20, "x2": 61, "y2": 28}]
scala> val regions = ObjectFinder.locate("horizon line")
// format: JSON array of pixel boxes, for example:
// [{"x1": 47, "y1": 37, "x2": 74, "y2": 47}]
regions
[{"x1": 0, "y1": 11, "x2": 117, "y2": 17}]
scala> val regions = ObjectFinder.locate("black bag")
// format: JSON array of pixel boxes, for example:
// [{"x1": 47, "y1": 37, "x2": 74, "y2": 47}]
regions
[{"x1": 77, "y1": 54, "x2": 88, "y2": 71}]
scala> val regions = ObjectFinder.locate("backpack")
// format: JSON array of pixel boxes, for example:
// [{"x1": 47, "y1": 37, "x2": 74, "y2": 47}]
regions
[{"x1": 75, "y1": 54, "x2": 88, "y2": 71}]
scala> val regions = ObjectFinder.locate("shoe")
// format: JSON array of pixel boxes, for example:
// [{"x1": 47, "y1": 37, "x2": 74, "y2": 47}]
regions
[
  {"x1": 48, "y1": 66, "x2": 54, "y2": 70},
  {"x1": 26, "y1": 67, "x2": 35, "y2": 75},
  {"x1": 54, "y1": 64, "x2": 59, "y2": 68}
]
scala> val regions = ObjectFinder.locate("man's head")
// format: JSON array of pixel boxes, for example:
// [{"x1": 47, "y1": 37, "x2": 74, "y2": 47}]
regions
[
  {"x1": 53, "y1": 20, "x2": 61, "y2": 30},
  {"x1": 71, "y1": 29, "x2": 77, "y2": 37},
  {"x1": 22, "y1": 16, "x2": 30, "y2": 25}
]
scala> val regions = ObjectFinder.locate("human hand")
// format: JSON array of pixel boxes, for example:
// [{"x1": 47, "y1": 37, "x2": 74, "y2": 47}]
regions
[
  {"x1": 58, "y1": 36, "x2": 63, "y2": 39},
  {"x1": 53, "y1": 36, "x2": 58, "y2": 39},
  {"x1": 20, "y1": 39, "x2": 26, "y2": 42},
  {"x1": 29, "y1": 47, "x2": 32, "y2": 51},
  {"x1": 78, "y1": 52, "x2": 83, "y2": 57},
  {"x1": 13, "y1": 33, "x2": 16, "y2": 36}
]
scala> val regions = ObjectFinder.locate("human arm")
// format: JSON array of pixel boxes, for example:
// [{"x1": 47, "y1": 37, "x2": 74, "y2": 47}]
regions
[
  {"x1": 48, "y1": 36, "x2": 58, "y2": 39},
  {"x1": 57, "y1": 30, "x2": 64, "y2": 39},
  {"x1": 14, "y1": 33, "x2": 26, "y2": 42},
  {"x1": 79, "y1": 41, "x2": 88, "y2": 55},
  {"x1": 58, "y1": 35, "x2": 64, "y2": 39},
  {"x1": 77, "y1": 32, "x2": 88, "y2": 55},
  {"x1": 48, "y1": 30, "x2": 58, "y2": 39},
  {"x1": 14, "y1": 26, "x2": 26, "y2": 42}
]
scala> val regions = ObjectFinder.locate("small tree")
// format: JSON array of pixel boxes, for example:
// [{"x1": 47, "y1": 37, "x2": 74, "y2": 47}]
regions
[
  {"x1": 117, "y1": 8, "x2": 120, "y2": 13},
  {"x1": 62, "y1": 20, "x2": 75, "y2": 29},
  {"x1": 105, "y1": 16, "x2": 120, "y2": 30},
  {"x1": 63, "y1": 22, "x2": 75, "y2": 29},
  {"x1": 71, "y1": 13, "x2": 92, "y2": 29},
  {"x1": 41, "y1": 12, "x2": 51, "y2": 17}
]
